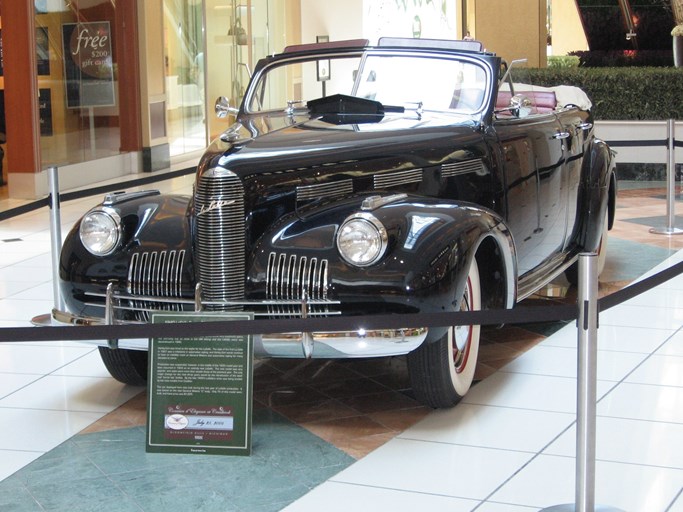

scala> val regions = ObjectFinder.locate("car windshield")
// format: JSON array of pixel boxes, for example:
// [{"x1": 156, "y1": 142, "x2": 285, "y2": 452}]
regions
[{"x1": 246, "y1": 52, "x2": 489, "y2": 115}]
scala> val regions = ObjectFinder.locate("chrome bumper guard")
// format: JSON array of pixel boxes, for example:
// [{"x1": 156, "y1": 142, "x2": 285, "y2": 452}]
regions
[{"x1": 45, "y1": 283, "x2": 428, "y2": 358}]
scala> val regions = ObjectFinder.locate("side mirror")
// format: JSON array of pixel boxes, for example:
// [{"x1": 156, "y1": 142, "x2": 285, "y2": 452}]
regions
[
  {"x1": 215, "y1": 96, "x2": 239, "y2": 118},
  {"x1": 510, "y1": 94, "x2": 532, "y2": 118}
]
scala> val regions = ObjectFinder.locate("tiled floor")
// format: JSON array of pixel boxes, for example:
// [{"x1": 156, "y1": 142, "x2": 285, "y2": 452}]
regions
[{"x1": 0, "y1": 172, "x2": 682, "y2": 511}]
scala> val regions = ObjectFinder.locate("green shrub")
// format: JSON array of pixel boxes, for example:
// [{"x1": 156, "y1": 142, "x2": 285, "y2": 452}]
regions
[
  {"x1": 525, "y1": 67, "x2": 683, "y2": 120},
  {"x1": 547, "y1": 55, "x2": 581, "y2": 68}
]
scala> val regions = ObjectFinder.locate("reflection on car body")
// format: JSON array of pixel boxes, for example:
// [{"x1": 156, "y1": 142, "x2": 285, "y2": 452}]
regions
[{"x1": 53, "y1": 38, "x2": 616, "y2": 408}]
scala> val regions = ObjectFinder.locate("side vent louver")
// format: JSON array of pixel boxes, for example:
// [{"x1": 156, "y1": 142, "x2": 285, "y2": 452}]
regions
[
  {"x1": 297, "y1": 180, "x2": 353, "y2": 203},
  {"x1": 441, "y1": 158, "x2": 485, "y2": 178},
  {"x1": 374, "y1": 168, "x2": 423, "y2": 189}
]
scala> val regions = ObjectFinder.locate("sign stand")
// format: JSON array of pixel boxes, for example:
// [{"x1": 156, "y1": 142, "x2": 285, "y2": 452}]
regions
[
  {"x1": 88, "y1": 107, "x2": 96, "y2": 158},
  {"x1": 541, "y1": 254, "x2": 625, "y2": 512},
  {"x1": 146, "y1": 312, "x2": 254, "y2": 456}
]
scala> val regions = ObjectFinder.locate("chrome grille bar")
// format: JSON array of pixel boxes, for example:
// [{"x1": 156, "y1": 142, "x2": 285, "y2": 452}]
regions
[
  {"x1": 266, "y1": 252, "x2": 331, "y2": 317},
  {"x1": 127, "y1": 250, "x2": 185, "y2": 298},
  {"x1": 296, "y1": 180, "x2": 353, "y2": 203},
  {"x1": 126, "y1": 249, "x2": 187, "y2": 321},
  {"x1": 374, "y1": 168, "x2": 423, "y2": 189},
  {"x1": 441, "y1": 158, "x2": 485, "y2": 178}
]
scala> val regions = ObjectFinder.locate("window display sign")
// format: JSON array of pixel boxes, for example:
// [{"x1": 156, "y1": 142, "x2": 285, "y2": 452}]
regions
[
  {"x1": 62, "y1": 21, "x2": 115, "y2": 108},
  {"x1": 38, "y1": 89, "x2": 53, "y2": 136},
  {"x1": 147, "y1": 312, "x2": 254, "y2": 456}
]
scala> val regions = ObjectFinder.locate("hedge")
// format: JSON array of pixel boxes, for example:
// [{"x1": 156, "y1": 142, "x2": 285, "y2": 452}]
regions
[
  {"x1": 568, "y1": 50, "x2": 674, "y2": 68},
  {"x1": 524, "y1": 67, "x2": 683, "y2": 120}
]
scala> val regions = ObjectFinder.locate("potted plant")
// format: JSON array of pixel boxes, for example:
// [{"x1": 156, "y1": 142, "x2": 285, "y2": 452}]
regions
[{"x1": 673, "y1": 24, "x2": 683, "y2": 67}]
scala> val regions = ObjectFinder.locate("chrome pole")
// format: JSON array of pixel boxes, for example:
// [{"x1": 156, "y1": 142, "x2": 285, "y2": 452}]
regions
[
  {"x1": 541, "y1": 254, "x2": 624, "y2": 512},
  {"x1": 650, "y1": 119, "x2": 683, "y2": 235},
  {"x1": 48, "y1": 166, "x2": 65, "y2": 312},
  {"x1": 575, "y1": 253, "x2": 599, "y2": 511}
]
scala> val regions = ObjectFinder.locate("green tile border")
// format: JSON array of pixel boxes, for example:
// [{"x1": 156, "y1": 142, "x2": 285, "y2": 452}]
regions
[{"x1": 0, "y1": 409, "x2": 354, "y2": 512}]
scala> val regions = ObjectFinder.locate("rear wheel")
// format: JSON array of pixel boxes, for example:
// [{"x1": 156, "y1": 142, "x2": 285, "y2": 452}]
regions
[
  {"x1": 98, "y1": 347, "x2": 148, "y2": 385},
  {"x1": 408, "y1": 258, "x2": 481, "y2": 408}
]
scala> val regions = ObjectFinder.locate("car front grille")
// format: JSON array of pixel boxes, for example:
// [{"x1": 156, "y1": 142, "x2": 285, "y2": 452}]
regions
[
  {"x1": 126, "y1": 249, "x2": 187, "y2": 321},
  {"x1": 128, "y1": 250, "x2": 186, "y2": 297},
  {"x1": 194, "y1": 167, "x2": 246, "y2": 311},
  {"x1": 266, "y1": 252, "x2": 331, "y2": 317}
]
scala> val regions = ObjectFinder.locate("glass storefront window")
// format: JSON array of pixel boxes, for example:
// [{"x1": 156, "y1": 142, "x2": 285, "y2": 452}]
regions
[
  {"x1": 203, "y1": 0, "x2": 290, "y2": 143},
  {"x1": 163, "y1": 0, "x2": 207, "y2": 157},
  {"x1": 35, "y1": 0, "x2": 122, "y2": 167}
]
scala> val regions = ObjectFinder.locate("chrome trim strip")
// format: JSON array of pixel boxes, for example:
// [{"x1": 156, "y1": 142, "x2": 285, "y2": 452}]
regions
[
  {"x1": 441, "y1": 158, "x2": 485, "y2": 178},
  {"x1": 103, "y1": 190, "x2": 160, "y2": 206},
  {"x1": 296, "y1": 180, "x2": 353, "y2": 202},
  {"x1": 81, "y1": 293, "x2": 340, "y2": 307},
  {"x1": 374, "y1": 168, "x2": 423, "y2": 189}
]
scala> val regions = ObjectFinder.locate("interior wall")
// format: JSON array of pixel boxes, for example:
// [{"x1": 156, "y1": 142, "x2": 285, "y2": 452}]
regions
[
  {"x1": 138, "y1": 0, "x2": 167, "y2": 149},
  {"x1": 300, "y1": 0, "x2": 363, "y2": 45},
  {"x1": 284, "y1": 0, "x2": 302, "y2": 48},
  {"x1": 550, "y1": 0, "x2": 588, "y2": 55},
  {"x1": 471, "y1": 0, "x2": 547, "y2": 67}
]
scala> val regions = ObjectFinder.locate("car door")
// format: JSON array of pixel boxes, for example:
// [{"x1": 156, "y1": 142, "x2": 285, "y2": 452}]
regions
[{"x1": 494, "y1": 113, "x2": 566, "y2": 276}]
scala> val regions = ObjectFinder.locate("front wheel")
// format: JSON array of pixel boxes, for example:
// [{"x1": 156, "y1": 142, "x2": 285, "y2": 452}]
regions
[
  {"x1": 408, "y1": 258, "x2": 481, "y2": 408},
  {"x1": 98, "y1": 347, "x2": 148, "y2": 386}
]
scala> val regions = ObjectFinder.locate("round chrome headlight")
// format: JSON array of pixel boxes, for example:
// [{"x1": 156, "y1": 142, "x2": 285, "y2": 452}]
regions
[
  {"x1": 79, "y1": 209, "x2": 122, "y2": 256},
  {"x1": 337, "y1": 213, "x2": 388, "y2": 267}
]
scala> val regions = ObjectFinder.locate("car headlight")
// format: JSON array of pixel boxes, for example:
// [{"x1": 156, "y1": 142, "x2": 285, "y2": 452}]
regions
[
  {"x1": 337, "y1": 213, "x2": 388, "y2": 267},
  {"x1": 79, "y1": 208, "x2": 122, "y2": 256}
]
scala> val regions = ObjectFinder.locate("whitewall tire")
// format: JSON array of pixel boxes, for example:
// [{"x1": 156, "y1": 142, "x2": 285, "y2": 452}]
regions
[{"x1": 408, "y1": 257, "x2": 481, "y2": 408}]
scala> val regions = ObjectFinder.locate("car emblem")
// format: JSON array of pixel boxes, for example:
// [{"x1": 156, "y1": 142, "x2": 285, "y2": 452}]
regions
[{"x1": 197, "y1": 199, "x2": 236, "y2": 216}]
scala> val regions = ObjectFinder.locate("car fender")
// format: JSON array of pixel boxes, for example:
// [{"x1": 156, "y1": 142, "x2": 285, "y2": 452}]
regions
[
  {"x1": 248, "y1": 194, "x2": 517, "y2": 341},
  {"x1": 59, "y1": 192, "x2": 194, "y2": 316},
  {"x1": 569, "y1": 138, "x2": 616, "y2": 252}
]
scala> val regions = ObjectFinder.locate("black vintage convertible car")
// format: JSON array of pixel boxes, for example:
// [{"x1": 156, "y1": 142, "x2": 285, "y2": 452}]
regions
[{"x1": 53, "y1": 38, "x2": 616, "y2": 408}]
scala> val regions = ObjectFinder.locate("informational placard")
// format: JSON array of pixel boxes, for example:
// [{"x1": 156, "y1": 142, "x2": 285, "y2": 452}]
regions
[
  {"x1": 146, "y1": 312, "x2": 254, "y2": 456},
  {"x1": 62, "y1": 21, "x2": 115, "y2": 108}
]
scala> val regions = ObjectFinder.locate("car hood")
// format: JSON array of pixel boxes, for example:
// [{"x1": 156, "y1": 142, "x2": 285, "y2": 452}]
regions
[{"x1": 202, "y1": 111, "x2": 483, "y2": 176}]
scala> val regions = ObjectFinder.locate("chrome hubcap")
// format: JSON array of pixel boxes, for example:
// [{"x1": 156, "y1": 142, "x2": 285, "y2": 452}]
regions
[{"x1": 453, "y1": 276, "x2": 473, "y2": 372}]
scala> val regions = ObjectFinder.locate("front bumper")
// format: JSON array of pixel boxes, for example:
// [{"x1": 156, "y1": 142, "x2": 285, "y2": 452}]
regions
[{"x1": 43, "y1": 302, "x2": 428, "y2": 359}]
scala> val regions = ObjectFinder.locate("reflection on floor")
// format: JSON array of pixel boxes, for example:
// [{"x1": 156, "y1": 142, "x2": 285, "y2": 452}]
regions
[
  {"x1": 82, "y1": 187, "x2": 682, "y2": 459},
  {"x1": 0, "y1": 178, "x2": 681, "y2": 511}
]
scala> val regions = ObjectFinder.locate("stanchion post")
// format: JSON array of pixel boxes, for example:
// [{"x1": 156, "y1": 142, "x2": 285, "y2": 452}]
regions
[
  {"x1": 48, "y1": 166, "x2": 66, "y2": 313},
  {"x1": 650, "y1": 119, "x2": 682, "y2": 235},
  {"x1": 576, "y1": 253, "x2": 599, "y2": 511},
  {"x1": 541, "y1": 254, "x2": 624, "y2": 512}
]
